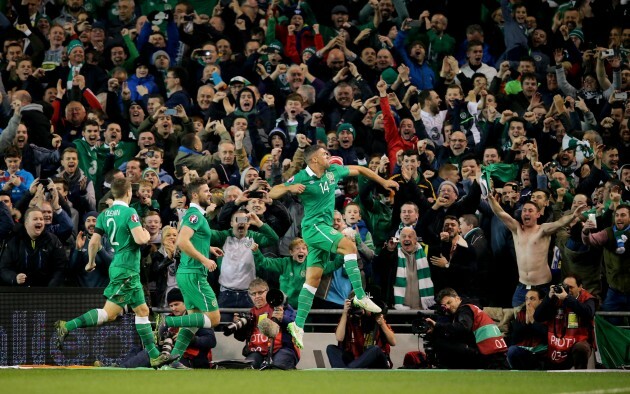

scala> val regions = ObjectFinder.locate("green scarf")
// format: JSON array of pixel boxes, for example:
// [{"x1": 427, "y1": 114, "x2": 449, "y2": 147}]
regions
[{"x1": 394, "y1": 244, "x2": 435, "y2": 310}]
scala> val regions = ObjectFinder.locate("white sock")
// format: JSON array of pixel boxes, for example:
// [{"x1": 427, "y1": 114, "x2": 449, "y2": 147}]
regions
[
  {"x1": 135, "y1": 316, "x2": 150, "y2": 325},
  {"x1": 344, "y1": 253, "x2": 358, "y2": 261},
  {"x1": 203, "y1": 315, "x2": 213, "y2": 328},
  {"x1": 96, "y1": 309, "x2": 108, "y2": 325},
  {"x1": 303, "y1": 283, "x2": 317, "y2": 294}
]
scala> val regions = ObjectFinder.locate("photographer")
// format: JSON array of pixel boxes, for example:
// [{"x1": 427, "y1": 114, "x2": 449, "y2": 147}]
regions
[
  {"x1": 117, "y1": 288, "x2": 217, "y2": 369},
  {"x1": 326, "y1": 293, "x2": 395, "y2": 369},
  {"x1": 425, "y1": 288, "x2": 508, "y2": 369},
  {"x1": 231, "y1": 278, "x2": 300, "y2": 370},
  {"x1": 533, "y1": 274, "x2": 596, "y2": 370}
]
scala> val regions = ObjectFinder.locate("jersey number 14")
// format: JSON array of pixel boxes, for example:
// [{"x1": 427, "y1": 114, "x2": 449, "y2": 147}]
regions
[{"x1": 319, "y1": 182, "x2": 330, "y2": 194}]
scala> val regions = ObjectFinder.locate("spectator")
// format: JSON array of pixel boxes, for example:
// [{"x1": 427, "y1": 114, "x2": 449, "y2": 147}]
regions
[
  {"x1": 0, "y1": 207, "x2": 67, "y2": 286},
  {"x1": 507, "y1": 288, "x2": 548, "y2": 370},
  {"x1": 68, "y1": 211, "x2": 112, "y2": 287},
  {"x1": 1, "y1": 146, "x2": 34, "y2": 203}
]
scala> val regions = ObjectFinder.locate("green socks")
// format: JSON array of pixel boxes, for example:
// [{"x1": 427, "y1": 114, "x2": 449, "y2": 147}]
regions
[
  {"x1": 171, "y1": 328, "x2": 196, "y2": 359},
  {"x1": 344, "y1": 254, "x2": 366, "y2": 299},
  {"x1": 165, "y1": 313, "x2": 207, "y2": 328},
  {"x1": 135, "y1": 317, "x2": 160, "y2": 359},
  {"x1": 65, "y1": 309, "x2": 100, "y2": 331},
  {"x1": 295, "y1": 284, "x2": 317, "y2": 328}
]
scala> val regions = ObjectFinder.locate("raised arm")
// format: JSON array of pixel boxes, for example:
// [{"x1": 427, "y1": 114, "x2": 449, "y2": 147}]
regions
[
  {"x1": 487, "y1": 194, "x2": 519, "y2": 233},
  {"x1": 541, "y1": 205, "x2": 586, "y2": 236},
  {"x1": 347, "y1": 165, "x2": 399, "y2": 193}
]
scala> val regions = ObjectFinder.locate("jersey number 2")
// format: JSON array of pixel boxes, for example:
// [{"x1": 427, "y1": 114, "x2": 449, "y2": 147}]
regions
[
  {"x1": 106, "y1": 218, "x2": 120, "y2": 246},
  {"x1": 319, "y1": 182, "x2": 330, "y2": 194}
]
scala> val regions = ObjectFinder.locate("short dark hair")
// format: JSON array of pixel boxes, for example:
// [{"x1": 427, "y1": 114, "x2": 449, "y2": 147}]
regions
[
  {"x1": 522, "y1": 200, "x2": 540, "y2": 212},
  {"x1": 167, "y1": 66, "x2": 188, "y2": 86},
  {"x1": 402, "y1": 149, "x2": 419, "y2": 160},
  {"x1": 460, "y1": 214, "x2": 478, "y2": 228},
  {"x1": 110, "y1": 178, "x2": 131, "y2": 199},
  {"x1": 437, "y1": 287, "x2": 459, "y2": 302},
  {"x1": 304, "y1": 145, "x2": 323, "y2": 162},
  {"x1": 83, "y1": 119, "x2": 100, "y2": 131},
  {"x1": 615, "y1": 204, "x2": 630, "y2": 215},
  {"x1": 186, "y1": 177, "x2": 208, "y2": 200},
  {"x1": 180, "y1": 133, "x2": 198, "y2": 150},
  {"x1": 4, "y1": 146, "x2": 22, "y2": 159},
  {"x1": 564, "y1": 273, "x2": 583, "y2": 287}
]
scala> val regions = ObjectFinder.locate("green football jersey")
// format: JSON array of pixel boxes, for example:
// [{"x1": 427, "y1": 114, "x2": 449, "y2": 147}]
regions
[
  {"x1": 284, "y1": 164, "x2": 349, "y2": 228},
  {"x1": 177, "y1": 203, "x2": 212, "y2": 274},
  {"x1": 95, "y1": 201, "x2": 142, "y2": 273}
]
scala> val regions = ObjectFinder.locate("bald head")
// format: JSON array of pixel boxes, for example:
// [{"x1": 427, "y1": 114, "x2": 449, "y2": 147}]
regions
[
  {"x1": 14, "y1": 90, "x2": 32, "y2": 105},
  {"x1": 327, "y1": 49, "x2": 345, "y2": 71}
]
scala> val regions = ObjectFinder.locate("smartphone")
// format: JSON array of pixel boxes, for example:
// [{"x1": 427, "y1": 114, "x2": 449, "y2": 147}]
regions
[
  {"x1": 249, "y1": 191, "x2": 263, "y2": 199},
  {"x1": 164, "y1": 108, "x2": 177, "y2": 116},
  {"x1": 601, "y1": 48, "x2": 615, "y2": 58},
  {"x1": 614, "y1": 92, "x2": 628, "y2": 101},
  {"x1": 40, "y1": 178, "x2": 51, "y2": 187},
  {"x1": 146, "y1": 150, "x2": 155, "y2": 158},
  {"x1": 175, "y1": 191, "x2": 184, "y2": 199},
  {"x1": 408, "y1": 20, "x2": 422, "y2": 28},
  {"x1": 236, "y1": 216, "x2": 249, "y2": 224},
  {"x1": 183, "y1": 14, "x2": 193, "y2": 21},
  {"x1": 175, "y1": 164, "x2": 184, "y2": 175}
]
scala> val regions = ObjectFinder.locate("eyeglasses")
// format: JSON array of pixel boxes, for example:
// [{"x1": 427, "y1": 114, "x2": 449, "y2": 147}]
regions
[{"x1": 248, "y1": 290, "x2": 268, "y2": 297}]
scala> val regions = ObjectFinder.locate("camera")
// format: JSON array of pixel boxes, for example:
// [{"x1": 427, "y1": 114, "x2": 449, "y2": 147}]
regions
[
  {"x1": 601, "y1": 49, "x2": 615, "y2": 58},
  {"x1": 266, "y1": 288, "x2": 286, "y2": 308},
  {"x1": 552, "y1": 284, "x2": 569, "y2": 294},
  {"x1": 183, "y1": 14, "x2": 193, "y2": 21},
  {"x1": 348, "y1": 303, "x2": 364, "y2": 318},
  {"x1": 224, "y1": 313, "x2": 253, "y2": 336},
  {"x1": 411, "y1": 318, "x2": 432, "y2": 335}
]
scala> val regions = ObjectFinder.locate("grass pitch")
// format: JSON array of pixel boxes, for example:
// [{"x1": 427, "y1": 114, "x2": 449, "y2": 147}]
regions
[{"x1": 2, "y1": 369, "x2": 630, "y2": 394}]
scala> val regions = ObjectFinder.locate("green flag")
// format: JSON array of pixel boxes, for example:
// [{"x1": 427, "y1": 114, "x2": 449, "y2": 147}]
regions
[
  {"x1": 481, "y1": 163, "x2": 519, "y2": 196},
  {"x1": 595, "y1": 315, "x2": 630, "y2": 368}
]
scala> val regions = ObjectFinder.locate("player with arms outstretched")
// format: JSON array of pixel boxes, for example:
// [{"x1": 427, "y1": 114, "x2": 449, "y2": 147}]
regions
[{"x1": 269, "y1": 145, "x2": 399, "y2": 348}]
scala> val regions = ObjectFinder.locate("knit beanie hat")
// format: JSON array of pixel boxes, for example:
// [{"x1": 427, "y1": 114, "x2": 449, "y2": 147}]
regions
[
  {"x1": 336, "y1": 123, "x2": 356, "y2": 138},
  {"x1": 438, "y1": 180, "x2": 459, "y2": 197},
  {"x1": 66, "y1": 39, "x2": 84, "y2": 55},
  {"x1": 166, "y1": 288, "x2": 184, "y2": 304},
  {"x1": 569, "y1": 28, "x2": 584, "y2": 42}
]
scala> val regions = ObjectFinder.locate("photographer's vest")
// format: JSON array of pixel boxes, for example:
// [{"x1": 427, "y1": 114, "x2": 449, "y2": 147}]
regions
[
  {"x1": 602, "y1": 227, "x2": 630, "y2": 293},
  {"x1": 466, "y1": 304, "x2": 508, "y2": 355},
  {"x1": 247, "y1": 305, "x2": 300, "y2": 357},
  {"x1": 546, "y1": 290, "x2": 594, "y2": 365}
]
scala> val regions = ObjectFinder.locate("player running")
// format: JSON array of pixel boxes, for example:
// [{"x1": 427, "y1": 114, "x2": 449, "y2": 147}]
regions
[
  {"x1": 54, "y1": 178, "x2": 171, "y2": 368},
  {"x1": 159, "y1": 178, "x2": 221, "y2": 369}
]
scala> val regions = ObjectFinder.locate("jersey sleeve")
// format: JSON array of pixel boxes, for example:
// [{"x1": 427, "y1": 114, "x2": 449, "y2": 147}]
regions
[
  {"x1": 284, "y1": 170, "x2": 303, "y2": 187},
  {"x1": 180, "y1": 211, "x2": 202, "y2": 231},
  {"x1": 331, "y1": 164, "x2": 350, "y2": 181},
  {"x1": 127, "y1": 208, "x2": 142, "y2": 231},
  {"x1": 95, "y1": 213, "x2": 105, "y2": 235}
]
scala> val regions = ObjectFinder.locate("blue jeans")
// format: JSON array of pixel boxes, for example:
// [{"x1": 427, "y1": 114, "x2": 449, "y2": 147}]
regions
[
  {"x1": 512, "y1": 283, "x2": 551, "y2": 307},
  {"x1": 602, "y1": 287, "x2": 630, "y2": 326},
  {"x1": 218, "y1": 289, "x2": 253, "y2": 322},
  {"x1": 326, "y1": 345, "x2": 389, "y2": 369}
]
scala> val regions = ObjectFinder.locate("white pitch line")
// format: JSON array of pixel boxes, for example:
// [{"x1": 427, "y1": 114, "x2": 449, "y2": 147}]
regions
[{"x1": 557, "y1": 388, "x2": 630, "y2": 394}]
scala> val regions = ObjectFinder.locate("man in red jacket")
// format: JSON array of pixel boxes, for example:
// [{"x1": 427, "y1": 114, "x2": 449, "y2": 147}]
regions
[
  {"x1": 534, "y1": 274, "x2": 596, "y2": 369},
  {"x1": 425, "y1": 287, "x2": 508, "y2": 369}
]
